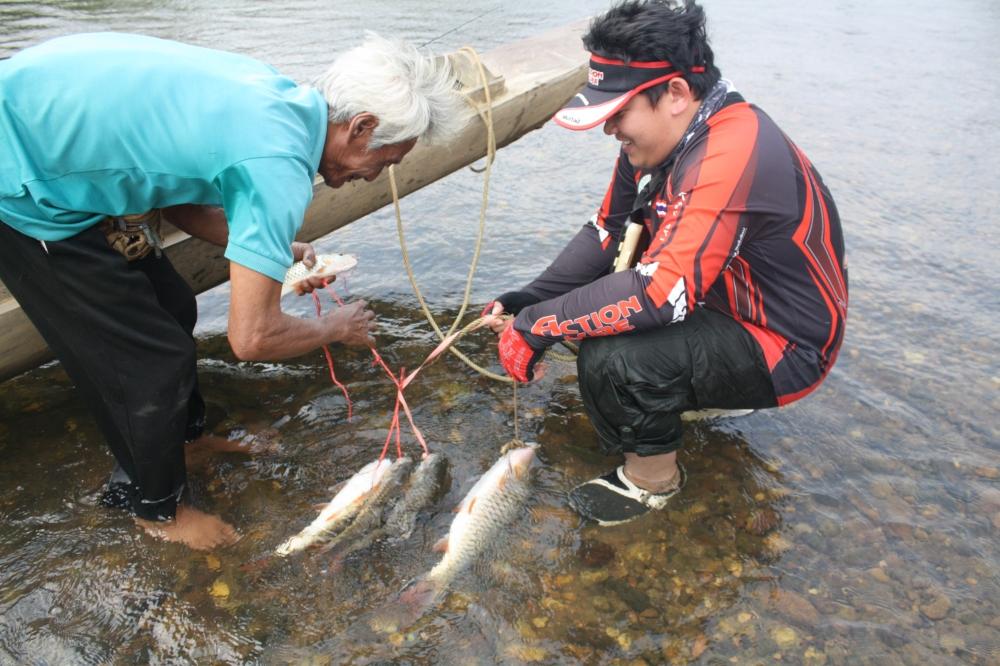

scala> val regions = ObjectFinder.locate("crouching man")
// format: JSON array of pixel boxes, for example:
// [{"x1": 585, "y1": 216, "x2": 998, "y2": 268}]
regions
[{"x1": 487, "y1": 1, "x2": 847, "y2": 525}]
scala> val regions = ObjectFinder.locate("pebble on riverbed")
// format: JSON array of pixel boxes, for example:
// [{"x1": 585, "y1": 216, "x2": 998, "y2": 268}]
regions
[{"x1": 919, "y1": 593, "x2": 952, "y2": 621}]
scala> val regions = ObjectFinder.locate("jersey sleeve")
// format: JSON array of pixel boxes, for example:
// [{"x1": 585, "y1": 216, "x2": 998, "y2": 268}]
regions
[
  {"x1": 516, "y1": 150, "x2": 638, "y2": 301},
  {"x1": 215, "y1": 156, "x2": 315, "y2": 283},
  {"x1": 514, "y1": 111, "x2": 759, "y2": 348}
]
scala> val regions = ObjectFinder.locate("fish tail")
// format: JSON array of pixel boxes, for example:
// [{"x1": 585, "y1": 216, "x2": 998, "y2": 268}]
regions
[{"x1": 397, "y1": 577, "x2": 439, "y2": 620}]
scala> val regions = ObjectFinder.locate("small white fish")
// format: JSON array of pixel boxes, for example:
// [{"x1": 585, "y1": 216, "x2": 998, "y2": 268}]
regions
[
  {"x1": 399, "y1": 446, "x2": 536, "y2": 611},
  {"x1": 280, "y1": 253, "x2": 358, "y2": 296},
  {"x1": 275, "y1": 458, "x2": 392, "y2": 556}
]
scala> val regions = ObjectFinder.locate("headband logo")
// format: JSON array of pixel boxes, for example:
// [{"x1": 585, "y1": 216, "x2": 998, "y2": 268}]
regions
[{"x1": 588, "y1": 68, "x2": 604, "y2": 86}]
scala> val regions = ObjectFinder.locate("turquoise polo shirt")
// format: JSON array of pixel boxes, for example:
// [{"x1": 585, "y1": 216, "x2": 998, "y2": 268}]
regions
[{"x1": 0, "y1": 33, "x2": 328, "y2": 282}]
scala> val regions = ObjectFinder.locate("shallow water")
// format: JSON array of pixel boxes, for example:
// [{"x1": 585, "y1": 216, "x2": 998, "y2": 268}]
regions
[{"x1": 2, "y1": 1, "x2": 999, "y2": 664}]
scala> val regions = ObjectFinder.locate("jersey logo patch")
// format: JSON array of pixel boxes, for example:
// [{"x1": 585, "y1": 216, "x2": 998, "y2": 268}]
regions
[
  {"x1": 530, "y1": 296, "x2": 644, "y2": 340},
  {"x1": 654, "y1": 200, "x2": 668, "y2": 218}
]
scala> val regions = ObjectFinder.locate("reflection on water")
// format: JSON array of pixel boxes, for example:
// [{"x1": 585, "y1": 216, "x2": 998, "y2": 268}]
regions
[{"x1": 2, "y1": 0, "x2": 999, "y2": 664}]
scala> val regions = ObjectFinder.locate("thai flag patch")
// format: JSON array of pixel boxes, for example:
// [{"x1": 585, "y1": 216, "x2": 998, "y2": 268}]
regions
[{"x1": 654, "y1": 200, "x2": 668, "y2": 218}]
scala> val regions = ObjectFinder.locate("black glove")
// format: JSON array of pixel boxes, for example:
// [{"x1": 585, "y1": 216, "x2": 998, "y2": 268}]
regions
[{"x1": 491, "y1": 290, "x2": 541, "y2": 316}]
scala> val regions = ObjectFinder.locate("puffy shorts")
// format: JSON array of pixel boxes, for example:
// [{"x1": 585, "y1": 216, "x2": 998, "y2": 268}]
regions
[{"x1": 576, "y1": 307, "x2": 777, "y2": 457}]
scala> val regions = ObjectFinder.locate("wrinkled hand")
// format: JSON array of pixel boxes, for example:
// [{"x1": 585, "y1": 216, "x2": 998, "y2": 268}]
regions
[
  {"x1": 291, "y1": 242, "x2": 333, "y2": 295},
  {"x1": 325, "y1": 299, "x2": 376, "y2": 347}
]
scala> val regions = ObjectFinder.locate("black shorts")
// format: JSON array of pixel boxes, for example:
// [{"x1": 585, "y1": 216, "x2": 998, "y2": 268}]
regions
[{"x1": 576, "y1": 307, "x2": 777, "y2": 457}]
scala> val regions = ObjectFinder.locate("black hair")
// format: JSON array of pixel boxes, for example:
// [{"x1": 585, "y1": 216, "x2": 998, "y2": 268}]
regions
[{"x1": 583, "y1": 0, "x2": 721, "y2": 102}]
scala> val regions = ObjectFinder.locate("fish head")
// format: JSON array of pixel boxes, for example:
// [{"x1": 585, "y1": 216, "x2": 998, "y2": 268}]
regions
[{"x1": 505, "y1": 446, "x2": 536, "y2": 480}]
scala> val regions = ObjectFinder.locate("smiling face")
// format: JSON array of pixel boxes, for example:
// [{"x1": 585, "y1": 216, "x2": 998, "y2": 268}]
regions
[
  {"x1": 602, "y1": 78, "x2": 700, "y2": 170},
  {"x1": 318, "y1": 113, "x2": 417, "y2": 188}
]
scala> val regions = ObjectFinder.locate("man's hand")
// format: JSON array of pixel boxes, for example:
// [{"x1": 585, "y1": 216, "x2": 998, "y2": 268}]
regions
[
  {"x1": 497, "y1": 325, "x2": 544, "y2": 382},
  {"x1": 324, "y1": 300, "x2": 376, "y2": 347},
  {"x1": 229, "y1": 263, "x2": 373, "y2": 359},
  {"x1": 290, "y1": 241, "x2": 333, "y2": 295},
  {"x1": 482, "y1": 291, "x2": 540, "y2": 334}
]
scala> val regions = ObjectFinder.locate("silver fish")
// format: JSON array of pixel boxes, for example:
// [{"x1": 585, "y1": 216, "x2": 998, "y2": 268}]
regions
[
  {"x1": 321, "y1": 453, "x2": 448, "y2": 565},
  {"x1": 401, "y1": 446, "x2": 536, "y2": 607},
  {"x1": 316, "y1": 456, "x2": 414, "y2": 556},
  {"x1": 275, "y1": 457, "x2": 399, "y2": 556}
]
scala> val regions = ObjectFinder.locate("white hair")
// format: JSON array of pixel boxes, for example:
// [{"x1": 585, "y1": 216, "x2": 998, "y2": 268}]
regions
[{"x1": 314, "y1": 32, "x2": 464, "y2": 148}]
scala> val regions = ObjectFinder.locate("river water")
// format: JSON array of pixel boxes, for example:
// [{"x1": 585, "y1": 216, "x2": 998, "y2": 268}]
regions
[{"x1": 1, "y1": 1, "x2": 998, "y2": 664}]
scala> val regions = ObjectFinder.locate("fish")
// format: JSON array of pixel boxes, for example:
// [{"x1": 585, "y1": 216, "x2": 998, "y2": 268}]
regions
[
  {"x1": 399, "y1": 446, "x2": 536, "y2": 611},
  {"x1": 321, "y1": 453, "x2": 449, "y2": 567},
  {"x1": 384, "y1": 452, "x2": 449, "y2": 541},
  {"x1": 280, "y1": 253, "x2": 358, "y2": 296},
  {"x1": 275, "y1": 457, "x2": 397, "y2": 556},
  {"x1": 314, "y1": 456, "x2": 414, "y2": 557}
]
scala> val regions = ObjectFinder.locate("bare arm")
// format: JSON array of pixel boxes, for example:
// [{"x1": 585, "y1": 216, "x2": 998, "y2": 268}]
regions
[
  {"x1": 161, "y1": 204, "x2": 230, "y2": 246},
  {"x1": 227, "y1": 262, "x2": 375, "y2": 361}
]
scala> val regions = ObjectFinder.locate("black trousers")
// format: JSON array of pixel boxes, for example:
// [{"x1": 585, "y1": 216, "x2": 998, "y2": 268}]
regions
[
  {"x1": 576, "y1": 308, "x2": 777, "y2": 457},
  {"x1": 0, "y1": 221, "x2": 204, "y2": 520}
]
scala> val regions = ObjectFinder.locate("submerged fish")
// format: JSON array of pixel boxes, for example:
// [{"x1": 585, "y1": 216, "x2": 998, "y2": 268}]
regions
[
  {"x1": 316, "y1": 456, "x2": 414, "y2": 557},
  {"x1": 275, "y1": 457, "x2": 397, "y2": 556},
  {"x1": 400, "y1": 446, "x2": 536, "y2": 609},
  {"x1": 322, "y1": 453, "x2": 449, "y2": 567},
  {"x1": 385, "y1": 452, "x2": 449, "y2": 540}
]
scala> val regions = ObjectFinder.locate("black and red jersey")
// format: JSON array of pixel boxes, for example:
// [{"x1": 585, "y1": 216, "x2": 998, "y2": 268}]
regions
[{"x1": 514, "y1": 93, "x2": 847, "y2": 405}]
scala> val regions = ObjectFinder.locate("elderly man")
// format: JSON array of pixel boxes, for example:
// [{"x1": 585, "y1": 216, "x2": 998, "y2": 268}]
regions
[
  {"x1": 0, "y1": 32, "x2": 461, "y2": 549},
  {"x1": 488, "y1": 0, "x2": 847, "y2": 525}
]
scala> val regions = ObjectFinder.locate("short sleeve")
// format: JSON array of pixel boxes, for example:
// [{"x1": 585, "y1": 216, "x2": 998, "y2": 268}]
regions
[{"x1": 215, "y1": 157, "x2": 314, "y2": 283}]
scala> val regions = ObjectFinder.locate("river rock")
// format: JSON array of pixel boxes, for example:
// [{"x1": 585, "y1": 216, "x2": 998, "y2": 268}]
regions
[
  {"x1": 580, "y1": 569, "x2": 609, "y2": 586},
  {"x1": 577, "y1": 538, "x2": 615, "y2": 568},
  {"x1": 770, "y1": 589, "x2": 820, "y2": 627},
  {"x1": 803, "y1": 646, "x2": 828, "y2": 665},
  {"x1": 938, "y1": 633, "x2": 966, "y2": 653},
  {"x1": 770, "y1": 625, "x2": 798, "y2": 649},
  {"x1": 867, "y1": 567, "x2": 892, "y2": 584},
  {"x1": 920, "y1": 594, "x2": 951, "y2": 620},
  {"x1": 973, "y1": 466, "x2": 999, "y2": 479},
  {"x1": 744, "y1": 508, "x2": 782, "y2": 536}
]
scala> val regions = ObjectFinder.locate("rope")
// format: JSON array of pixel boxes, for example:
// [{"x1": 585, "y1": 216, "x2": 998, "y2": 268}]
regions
[{"x1": 387, "y1": 45, "x2": 511, "y2": 383}]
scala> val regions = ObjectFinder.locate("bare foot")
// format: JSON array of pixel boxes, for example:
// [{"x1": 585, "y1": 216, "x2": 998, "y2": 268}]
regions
[
  {"x1": 135, "y1": 504, "x2": 239, "y2": 551},
  {"x1": 188, "y1": 427, "x2": 282, "y2": 455}
]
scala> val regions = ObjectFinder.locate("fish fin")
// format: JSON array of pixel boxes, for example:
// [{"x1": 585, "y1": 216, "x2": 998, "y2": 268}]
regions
[
  {"x1": 313, "y1": 503, "x2": 328, "y2": 512},
  {"x1": 433, "y1": 536, "x2": 449, "y2": 553},
  {"x1": 464, "y1": 497, "x2": 477, "y2": 514}
]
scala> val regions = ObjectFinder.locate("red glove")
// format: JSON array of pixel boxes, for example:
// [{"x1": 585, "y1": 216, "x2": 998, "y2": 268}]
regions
[{"x1": 498, "y1": 325, "x2": 543, "y2": 382}]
